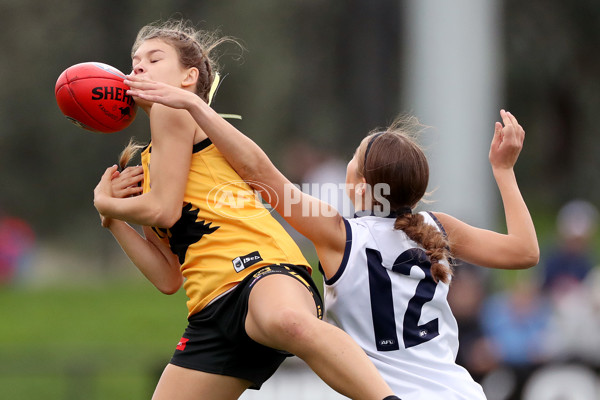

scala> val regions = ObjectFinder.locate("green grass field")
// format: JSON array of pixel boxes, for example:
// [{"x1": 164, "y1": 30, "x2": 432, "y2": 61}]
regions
[{"x1": 0, "y1": 281, "x2": 189, "y2": 399}]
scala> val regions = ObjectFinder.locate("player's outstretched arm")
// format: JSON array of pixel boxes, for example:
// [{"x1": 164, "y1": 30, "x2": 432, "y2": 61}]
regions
[
  {"x1": 434, "y1": 110, "x2": 539, "y2": 270},
  {"x1": 125, "y1": 76, "x2": 347, "y2": 277}
]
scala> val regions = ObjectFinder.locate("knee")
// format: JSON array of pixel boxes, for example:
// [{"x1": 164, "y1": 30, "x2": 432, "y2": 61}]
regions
[{"x1": 263, "y1": 307, "x2": 317, "y2": 346}]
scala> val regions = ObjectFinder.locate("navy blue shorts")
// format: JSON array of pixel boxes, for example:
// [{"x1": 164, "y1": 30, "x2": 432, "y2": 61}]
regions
[{"x1": 169, "y1": 264, "x2": 323, "y2": 389}]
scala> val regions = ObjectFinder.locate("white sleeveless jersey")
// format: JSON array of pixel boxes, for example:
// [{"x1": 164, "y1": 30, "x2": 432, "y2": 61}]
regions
[{"x1": 323, "y1": 212, "x2": 486, "y2": 400}]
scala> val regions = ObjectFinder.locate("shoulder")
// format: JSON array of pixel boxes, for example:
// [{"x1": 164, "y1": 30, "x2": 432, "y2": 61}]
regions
[
  {"x1": 420, "y1": 211, "x2": 446, "y2": 233},
  {"x1": 429, "y1": 211, "x2": 456, "y2": 230},
  {"x1": 149, "y1": 103, "x2": 197, "y2": 133}
]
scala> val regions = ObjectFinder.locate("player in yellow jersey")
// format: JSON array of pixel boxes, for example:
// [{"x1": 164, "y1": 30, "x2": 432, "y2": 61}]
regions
[
  {"x1": 93, "y1": 19, "x2": 399, "y2": 400},
  {"x1": 139, "y1": 139, "x2": 312, "y2": 317}
]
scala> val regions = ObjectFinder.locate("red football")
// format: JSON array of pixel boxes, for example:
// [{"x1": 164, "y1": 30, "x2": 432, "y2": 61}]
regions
[{"x1": 55, "y1": 62, "x2": 137, "y2": 133}]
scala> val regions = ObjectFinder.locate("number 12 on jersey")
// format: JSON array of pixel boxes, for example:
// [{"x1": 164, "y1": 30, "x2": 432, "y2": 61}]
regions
[{"x1": 367, "y1": 247, "x2": 440, "y2": 351}]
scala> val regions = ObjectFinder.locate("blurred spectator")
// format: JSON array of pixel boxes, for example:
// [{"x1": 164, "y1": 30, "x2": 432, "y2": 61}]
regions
[
  {"x1": 0, "y1": 213, "x2": 36, "y2": 284},
  {"x1": 480, "y1": 276, "x2": 552, "y2": 366},
  {"x1": 448, "y1": 264, "x2": 499, "y2": 382},
  {"x1": 541, "y1": 199, "x2": 598, "y2": 294},
  {"x1": 544, "y1": 267, "x2": 600, "y2": 365},
  {"x1": 537, "y1": 200, "x2": 600, "y2": 366},
  {"x1": 479, "y1": 275, "x2": 552, "y2": 398}
]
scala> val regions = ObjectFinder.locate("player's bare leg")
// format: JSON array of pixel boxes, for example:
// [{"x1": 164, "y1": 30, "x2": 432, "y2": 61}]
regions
[
  {"x1": 152, "y1": 364, "x2": 251, "y2": 400},
  {"x1": 245, "y1": 274, "x2": 396, "y2": 400}
]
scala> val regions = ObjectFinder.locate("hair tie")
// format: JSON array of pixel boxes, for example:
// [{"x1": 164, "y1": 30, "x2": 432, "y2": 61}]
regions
[
  {"x1": 363, "y1": 132, "x2": 384, "y2": 173},
  {"x1": 398, "y1": 207, "x2": 412, "y2": 215},
  {"x1": 381, "y1": 207, "x2": 412, "y2": 219}
]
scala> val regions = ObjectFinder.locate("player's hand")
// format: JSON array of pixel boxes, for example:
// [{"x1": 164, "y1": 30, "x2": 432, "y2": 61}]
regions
[
  {"x1": 489, "y1": 110, "x2": 525, "y2": 170},
  {"x1": 94, "y1": 165, "x2": 118, "y2": 228},
  {"x1": 111, "y1": 165, "x2": 144, "y2": 198},
  {"x1": 125, "y1": 75, "x2": 199, "y2": 110}
]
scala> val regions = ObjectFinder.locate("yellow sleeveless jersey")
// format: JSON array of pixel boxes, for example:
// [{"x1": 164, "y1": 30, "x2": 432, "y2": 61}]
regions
[{"x1": 141, "y1": 139, "x2": 310, "y2": 316}]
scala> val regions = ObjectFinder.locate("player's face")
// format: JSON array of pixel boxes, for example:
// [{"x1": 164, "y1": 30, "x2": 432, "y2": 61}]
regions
[{"x1": 131, "y1": 39, "x2": 188, "y2": 87}]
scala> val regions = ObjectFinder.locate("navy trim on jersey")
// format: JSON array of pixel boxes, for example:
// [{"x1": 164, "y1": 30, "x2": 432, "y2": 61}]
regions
[
  {"x1": 193, "y1": 138, "x2": 212, "y2": 153},
  {"x1": 323, "y1": 218, "x2": 352, "y2": 285},
  {"x1": 427, "y1": 211, "x2": 456, "y2": 266},
  {"x1": 426, "y1": 212, "x2": 447, "y2": 239}
]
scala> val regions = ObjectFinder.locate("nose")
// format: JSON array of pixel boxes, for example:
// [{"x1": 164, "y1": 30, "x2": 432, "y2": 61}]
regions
[{"x1": 132, "y1": 62, "x2": 144, "y2": 75}]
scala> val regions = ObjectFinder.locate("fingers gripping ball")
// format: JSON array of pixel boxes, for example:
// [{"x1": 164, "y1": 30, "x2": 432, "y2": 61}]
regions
[{"x1": 55, "y1": 62, "x2": 137, "y2": 133}]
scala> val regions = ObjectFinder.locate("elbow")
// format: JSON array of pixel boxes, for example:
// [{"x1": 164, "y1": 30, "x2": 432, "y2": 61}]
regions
[
  {"x1": 155, "y1": 212, "x2": 181, "y2": 229},
  {"x1": 243, "y1": 163, "x2": 277, "y2": 189},
  {"x1": 525, "y1": 242, "x2": 541, "y2": 268},
  {"x1": 143, "y1": 192, "x2": 182, "y2": 228},
  {"x1": 156, "y1": 274, "x2": 184, "y2": 295},
  {"x1": 235, "y1": 152, "x2": 272, "y2": 183},
  {"x1": 514, "y1": 245, "x2": 540, "y2": 270},
  {"x1": 158, "y1": 282, "x2": 182, "y2": 295},
  {"x1": 238, "y1": 162, "x2": 262, "y2": 183},
  {"x1": 153, "y1": 206, "x2": 182, "y2": 229},
  {"x1": 526, "y1": 248, "x2": 541, "y2": 269}
]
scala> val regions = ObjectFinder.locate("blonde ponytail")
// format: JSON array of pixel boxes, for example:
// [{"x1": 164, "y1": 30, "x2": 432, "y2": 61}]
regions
[{"x1": 118, "y1": 138, "x2": 145, "y2": 170}]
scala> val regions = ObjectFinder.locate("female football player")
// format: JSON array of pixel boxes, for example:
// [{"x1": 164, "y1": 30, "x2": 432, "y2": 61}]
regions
[{"x1": 94, "y1": 19, "x2": 399, "y2": 400}]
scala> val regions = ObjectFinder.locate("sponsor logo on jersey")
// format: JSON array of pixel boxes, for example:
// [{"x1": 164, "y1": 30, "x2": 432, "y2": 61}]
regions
[{"x1": 232, "y1": 251, "x2": 263, "y2": 272}]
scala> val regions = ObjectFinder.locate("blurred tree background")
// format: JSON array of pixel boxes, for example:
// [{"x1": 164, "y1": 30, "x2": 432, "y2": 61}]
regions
[
  {"x1": 1, "y1": 0, "x2": 599, "y2": 265},
  {"x1": 503, "y1": 0, "x2": 600, "y2": 210}
]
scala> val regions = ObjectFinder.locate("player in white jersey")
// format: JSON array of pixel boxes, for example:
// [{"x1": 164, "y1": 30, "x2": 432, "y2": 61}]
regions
[
  {"x1": 325, "y1": 211, "x2": 486, "y2": 398},
  {"x1": 125, "y1": 77, "x2": 539, "y2": 399}
]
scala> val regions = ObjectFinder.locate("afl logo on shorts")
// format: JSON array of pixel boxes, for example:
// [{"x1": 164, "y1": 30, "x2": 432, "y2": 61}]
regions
[{"x1": 232, "y1": 251, "x2": 263, "y2": 272}]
